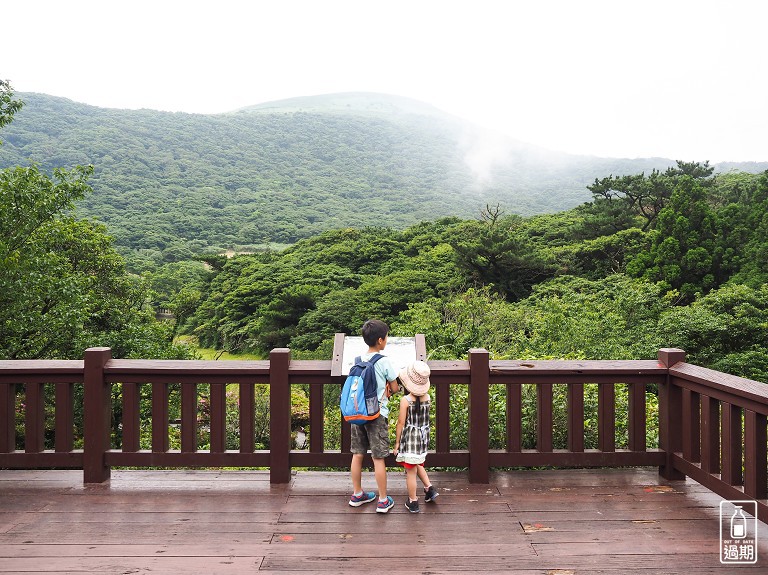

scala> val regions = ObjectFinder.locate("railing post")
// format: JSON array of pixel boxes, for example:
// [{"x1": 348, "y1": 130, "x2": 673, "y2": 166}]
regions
[
  {"x1": 83, "y1": 347, "x2": 112, "y2": 483},
  {"x1": 468, "y1": 348, "x2": 489, "y2": 483},
  {"x1": 270, "y1": 348, "x2": 291, "y2": 484},
  {"x1": 658, "y1": 348, "x2": 686, "y2": 480}
]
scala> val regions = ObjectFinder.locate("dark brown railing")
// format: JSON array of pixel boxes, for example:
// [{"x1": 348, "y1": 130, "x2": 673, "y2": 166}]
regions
[{"x1": 1, "y1": 344, "x2": 766, "y2": 521}]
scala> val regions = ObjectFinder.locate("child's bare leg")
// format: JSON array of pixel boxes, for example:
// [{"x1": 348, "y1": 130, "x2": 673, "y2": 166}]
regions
[
  {"x1": 416, "y1": 464, "x2": 431, "y2": 489},
  {"x1": 372, "y1": 457, "x2": 388, "y2": 499},
  {"x1": 351, "y1": 453, "x2": 364, "y2": 493},
  {"x1": 405, "y1": 465, "x2": 418, "y2": 502}
]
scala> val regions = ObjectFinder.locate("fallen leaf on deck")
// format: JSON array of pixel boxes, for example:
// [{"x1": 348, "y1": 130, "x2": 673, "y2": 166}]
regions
[
  {"x1": 523, "y1": 523, "x2": 555, "y2": 532},
  {"x1": 643, "y1": 485, "x2": 676, "y2": 493}
]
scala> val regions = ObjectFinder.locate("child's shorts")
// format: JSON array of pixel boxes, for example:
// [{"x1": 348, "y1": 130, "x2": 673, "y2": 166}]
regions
[{"x1": 350, "y1": 416, "x2": 389, "y2": 459}]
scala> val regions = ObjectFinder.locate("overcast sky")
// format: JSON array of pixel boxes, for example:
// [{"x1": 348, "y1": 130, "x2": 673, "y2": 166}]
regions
[{"x1": 4, "y1": 0, "x2": 766, "y2": 162}]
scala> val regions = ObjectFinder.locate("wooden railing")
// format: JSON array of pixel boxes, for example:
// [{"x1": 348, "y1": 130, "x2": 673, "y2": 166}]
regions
[{"x1": 1, "y1": 345, "x2": 767, "y2": 520}]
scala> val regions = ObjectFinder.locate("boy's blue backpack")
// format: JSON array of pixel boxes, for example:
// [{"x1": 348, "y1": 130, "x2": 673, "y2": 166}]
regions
[{"x1": 340, "y1": 354, "x2": 383, "y2": 425}]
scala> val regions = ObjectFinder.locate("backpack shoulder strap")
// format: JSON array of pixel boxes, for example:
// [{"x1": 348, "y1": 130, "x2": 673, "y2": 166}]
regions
[{"x1": 368, "y1": 353, "x2": 383, "y2": 366}]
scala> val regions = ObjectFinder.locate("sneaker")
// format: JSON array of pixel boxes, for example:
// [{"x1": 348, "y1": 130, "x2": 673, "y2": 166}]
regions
[
  {"x1": 405, "y1": 498, "x2": 420, "y2": 513},
  {"x1": 349, "y1": 491, "x2": 376, "y2": 507},
  {"x1": 376, "y1": 496, "x2": 395, "y2": 513},
  {"x1": 424, "y1": 485, "x2": 439, "y2": 502}
]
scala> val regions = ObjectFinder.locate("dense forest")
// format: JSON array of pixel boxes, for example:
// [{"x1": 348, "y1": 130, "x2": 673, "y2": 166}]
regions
[
  {"x1": 180, "y1": 161, "x2": 768, "y2": 383},
  {"x1": 3, "y1": 92, "x2": 767, "y2": 275},
  {"x1": 1, "y1": 81, "x2": 767, "y2": 386}
]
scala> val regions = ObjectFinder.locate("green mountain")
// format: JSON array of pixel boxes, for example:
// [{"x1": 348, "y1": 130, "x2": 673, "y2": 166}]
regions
[{"x1": 1, "y1": 91, "x2": 765, "y2": 254}]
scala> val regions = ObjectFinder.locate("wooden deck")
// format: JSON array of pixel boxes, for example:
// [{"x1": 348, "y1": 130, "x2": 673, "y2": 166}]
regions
[{"x1": 2, "y1": 468, "x2": 767, "y2": 574}]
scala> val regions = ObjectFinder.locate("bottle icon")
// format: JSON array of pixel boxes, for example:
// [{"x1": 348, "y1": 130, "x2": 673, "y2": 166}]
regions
[{"x1": 731, "y1": 506, "x2": 747, "y2": 539}]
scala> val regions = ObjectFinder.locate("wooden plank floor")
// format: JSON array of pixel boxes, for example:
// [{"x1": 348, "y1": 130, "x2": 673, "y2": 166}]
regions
[{"x1": 2, "y1": 467, "x2": 767, "y2": 574}]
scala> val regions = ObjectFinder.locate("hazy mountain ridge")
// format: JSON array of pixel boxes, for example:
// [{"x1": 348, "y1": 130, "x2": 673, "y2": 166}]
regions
[{"x1": 1, "y1": 92, "x2": 765, "y2": 253}]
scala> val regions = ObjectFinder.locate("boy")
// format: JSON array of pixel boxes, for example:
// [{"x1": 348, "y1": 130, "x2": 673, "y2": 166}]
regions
[{"x1": 348, "y1": 319, "x2": 399, "y2": 513}]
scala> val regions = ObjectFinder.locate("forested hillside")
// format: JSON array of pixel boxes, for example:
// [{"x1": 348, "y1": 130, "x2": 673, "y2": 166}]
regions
[
  {"x1": 182, "y1": 162, "x2": 768, "y2": 383},
  {"x1": 7, "y1": 92, "x2": 767, "y2": 268}
]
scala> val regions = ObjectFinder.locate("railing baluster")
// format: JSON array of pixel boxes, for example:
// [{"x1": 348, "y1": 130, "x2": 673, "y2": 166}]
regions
[
  {"x1": 627, "y1": 382, "x2": 646, "y2": 451},
  {"x1": 567, "y1": 383, "x2": 584, "y2": 452},
  {"x1": 210, "y1": 383, "x2": 226, "y2": 452},
  {"x1": 682, "y1": 388, "x2": 701, "y2": 462},
  {"x1": 121, "y1": 383, "x2": 141, "y2": 452},
  {"x1": 436, "y1": 380, "x2": 450, "y2": 453},
  {"x1": 721, "y1": 403, "x2": 743, "y2": 486},
  {"x1": 507, "y1": 383, "x2": 522, "y2": 452},
  {"x1": 341, "y1": 421, "x2": 351, "y2": 453},
  {"x1": 744, "y1": 410, "x2": 768, "y2": 500},
  {"x1": 151, "y1": 382, "x2": 169, "y2": 453},
  {"x1": 181, "y1": 383, "x2": 197, "y2": 453},
  {"x1": 309, "y1": 383, "x2": 324, "y2": 452},
  {"x1": 700, "y1": 395, "x2": 720, "y2": 474},
  {"x1": 537, "y1": 383, "x2": 553, "y2": 452},
  {"x1": 24, "y1": 382, "x2": 45, "y2": 453},
  {"x1": 598, "y1": 383, "x2": 615, "y2": 452},
  {"x1": 0, "y1": 382, "x2": 14, "y2": 453},
  {"x1": 54, "y1": 382, "x2": 74, "y2": 452},
  {"x1": 239, "y1": 382, "x2": 255, "y2": 453}
]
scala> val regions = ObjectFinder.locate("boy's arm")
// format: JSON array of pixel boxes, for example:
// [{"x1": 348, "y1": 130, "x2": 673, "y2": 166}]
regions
[
  {"x1": 382, "y1": 357, "x2": 399, "y2": 398},
  {"x1": 386, "y1": 377, "x2": 399, "y2": 398}
]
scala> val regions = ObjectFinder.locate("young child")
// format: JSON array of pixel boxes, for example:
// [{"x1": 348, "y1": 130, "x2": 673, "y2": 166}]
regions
[
  {"x1": 348, "y1": 319, "x2": 399, "y2": 513},
  {"x1": 394, "y1": 360, "x2": 438, "y2": 513}
]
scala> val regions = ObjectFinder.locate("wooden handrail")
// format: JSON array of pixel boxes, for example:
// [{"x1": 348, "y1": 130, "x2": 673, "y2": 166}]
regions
[
  {"x1": 664, "y1": 358, "x2": 768, "y2": 522},
  {"x1": 1, "y1": 343, "x2": 767, "y2": 524}
]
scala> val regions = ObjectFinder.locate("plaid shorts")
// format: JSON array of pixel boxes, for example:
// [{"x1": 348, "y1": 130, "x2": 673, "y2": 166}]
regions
[{"x1": 350, "y1": 416, "x2": 389, "y2": 459}]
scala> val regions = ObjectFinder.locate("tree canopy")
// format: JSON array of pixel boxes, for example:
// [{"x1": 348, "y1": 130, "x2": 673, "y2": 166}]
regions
[
  {"x1": 0, "y1": 83, "x2": 194, "y2": 360},
  {"x1": 182, "y1": 164, "x2": 768, "y2": 382}
]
